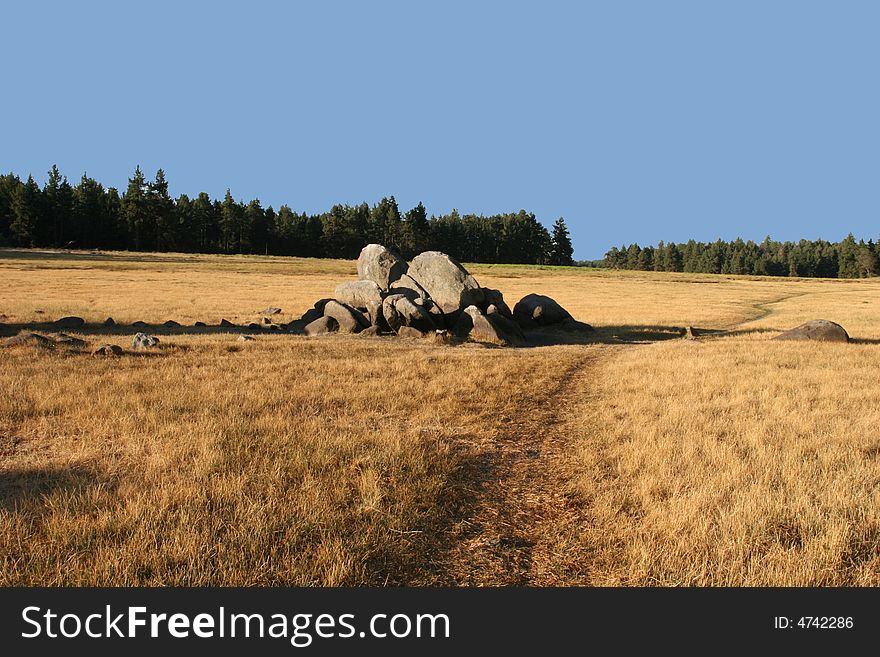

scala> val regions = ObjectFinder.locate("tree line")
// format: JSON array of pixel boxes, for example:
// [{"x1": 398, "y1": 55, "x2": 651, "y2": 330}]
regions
[
  {"x1": 0, "y1": 165, "x2": 575, "y2": 265},
  {"x1": 603, "y1": 236, "x2": 880, "y2": 278}
]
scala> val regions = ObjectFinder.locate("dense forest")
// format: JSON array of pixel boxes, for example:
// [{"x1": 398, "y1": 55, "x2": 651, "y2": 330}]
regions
[
  {"x1": 0, "y1": 166, "x2": 575, "y2": 266},
  {"x1": 603, "y1": 236, "x2": 879, "y2": 279}
]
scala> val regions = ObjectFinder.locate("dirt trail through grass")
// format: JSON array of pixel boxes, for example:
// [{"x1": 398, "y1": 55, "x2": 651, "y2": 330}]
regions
[
  {"x1": 414, "y1": 292, "x2": 806, "y2": 585},
  {"x1": 413, "y1": 351, "x2": 604, "y2": 586}
]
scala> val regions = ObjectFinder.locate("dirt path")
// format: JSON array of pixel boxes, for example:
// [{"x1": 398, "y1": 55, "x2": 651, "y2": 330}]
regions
[
  {"x1": 417, "y1": 351, "x2": 602, "y2": 586},
  {"x1": 412, "y1": 293, "x2": 804, "y2": 586}
]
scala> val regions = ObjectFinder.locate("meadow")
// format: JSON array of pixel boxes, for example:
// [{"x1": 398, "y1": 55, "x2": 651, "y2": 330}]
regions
[{"x1": 1, "y1": 249, "x2": 878, "y2": 585}]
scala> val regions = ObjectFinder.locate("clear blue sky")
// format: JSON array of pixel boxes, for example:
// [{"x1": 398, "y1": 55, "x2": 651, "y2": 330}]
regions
[{"x1": 2, "y1": 1, "x2": 877, "y2": 259}]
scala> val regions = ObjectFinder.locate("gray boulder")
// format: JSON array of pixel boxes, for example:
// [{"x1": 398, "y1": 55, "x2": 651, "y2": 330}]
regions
[
  {"x1": 773, "y1": 320, "x2": 849, "y2": 343},
  {"x1": 407, "y1": 251, "x2": 484, "y2": 314},
  {"x1": 454, "y1": 305, "x2": 526, "y2": 347},
  {"x1": 334, "y1": 280, "x2": 385, "y2": 323},
  {"x1": 359, "y1": 325, "x2": 381, "y2": 337},
  {"x1": 304, "y1": 316, "x2": 339, "y2": 336},
  {"x1": 382, "y1": 294, "x2": 437, "y2": 333},
  {"x1": 132, "y1": 333, "x2": 160, "y2": 349},
  {"x1": 389, "y1": 274, "x2": 430, "y2": 301},
  {"x1": 356, "y1": 244, "x2": 408, "y2": 291},
  {"x1": 323, "y1": 300, "x2": 370, "y2": 334},
  {"x1": 513, "y1": 294, "x2": 574, "y2": 327},
  {"x1": 54, "y1": 316, "x2": 85, "y2": 329}
]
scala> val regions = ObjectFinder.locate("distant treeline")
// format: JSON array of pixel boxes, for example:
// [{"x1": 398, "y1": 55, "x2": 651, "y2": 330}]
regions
[
  {"x1": 604, "y1": 236, "x2": 880, "y2": 278},
  {"x1": 0, "y1": 166, "x2": 575, "y2": 265}
]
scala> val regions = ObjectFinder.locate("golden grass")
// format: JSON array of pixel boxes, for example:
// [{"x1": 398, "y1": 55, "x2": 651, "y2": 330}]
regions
[
  {"x1": 574, "y1": 337, "x2": 880, "y2": 585},
  {"x1": 2, "y1": 248, "x2": 880, "y2": 586}
]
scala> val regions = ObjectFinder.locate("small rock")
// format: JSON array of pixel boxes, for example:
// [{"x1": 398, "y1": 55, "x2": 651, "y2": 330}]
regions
[
  {"x1": 238, "y1": 335, "x2": 255, "y2": 342},
  {"x1": 103, "y1": 317, "x2": 116, "y2": 327},
  {"x1": 220, "y1": 319, "x2": 235, "y2": 327},
  {"x1": 681, "y1": 326, "x2": 698, "y2": 340},
  {"x1": 53, "y1": 333, "x2": 87, "y2": 348},
  {"x1": 163, "y1": 320, "x2": 181, "y2": 328},
  {"x1": 259, "y1": 307, "x2": 282, "y2": 315},
  {"x1": 304, "y1": 316, "x2": 339, "y2": 336},
  {"x1": 262, "y1": 317, "x2": 272, "y2": 324},
  {"x1": 247, "y1": 322, "x2": 262, "y2": 330},
  {"x1": 397, "y1": 326, "x2": 426, "y2": 338},
  {"x1": 54, "y1": 316, "x2": 85, "y2": 329},
  {"x1": 92, "y1": 344, "x2": 123, "y2": 357},
  {"x1": 132, "y1": 321, "x2": 150, "y2": 328},
  {"x1": 132, "y1": 332, "x2": 160, "y2": 349},
  {"x1": 299, "y1": 299, "x2": 332, "y2": 325},
  {"x1": 1, "y1": 332, "x2": 53, "y2": 348},
  {"x1": 359, "y1": 325, "x2": 381, "y2": 337},
  {"x1": 194, "y1": 321, "x2": 207, "y2": 327}
]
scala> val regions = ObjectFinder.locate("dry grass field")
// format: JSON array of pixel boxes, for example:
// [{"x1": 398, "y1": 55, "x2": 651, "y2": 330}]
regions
[{"x1": 1, "y1": 248, "x2": 879, "y2": 586}]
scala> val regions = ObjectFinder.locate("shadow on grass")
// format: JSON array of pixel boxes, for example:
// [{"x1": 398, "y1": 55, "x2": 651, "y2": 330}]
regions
[{"x1": 0, "y1": 463, "x2": 114, "y2": 513}]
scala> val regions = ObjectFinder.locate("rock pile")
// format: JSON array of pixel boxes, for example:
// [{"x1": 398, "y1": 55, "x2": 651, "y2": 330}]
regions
[{"x1": 287, "y1": 244, "x2": 590, "y2": 347}]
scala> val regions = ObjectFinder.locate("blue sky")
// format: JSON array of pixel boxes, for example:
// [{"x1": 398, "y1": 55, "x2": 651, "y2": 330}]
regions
[{"x1": 2, "y1": 1, "x2": 877, "y2": 259}]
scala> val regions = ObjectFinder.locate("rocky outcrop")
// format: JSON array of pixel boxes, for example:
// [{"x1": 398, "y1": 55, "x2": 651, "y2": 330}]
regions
[{"x1": 292, "y1": 245, "x2": 591, "y2": 347}]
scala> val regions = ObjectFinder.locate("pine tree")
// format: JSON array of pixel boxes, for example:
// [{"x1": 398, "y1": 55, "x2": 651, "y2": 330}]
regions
[
  {"x1": 548, "y1": 217, "x2": 574, "y2": 265},
  {"x1": 121, "y1": 166, "x2": 149, "y2": 250},
  {"x1": 149, "y1": 169, "x2": 175, "y2": 251},
  {"x1": 10, "y1": 175, "x2": 42, "y2": 247}
]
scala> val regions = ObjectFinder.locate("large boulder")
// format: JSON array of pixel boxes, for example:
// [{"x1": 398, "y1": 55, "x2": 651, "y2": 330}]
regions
[
  {"x1": 322, "y1": 300, "x2": 370, "y2": 334},
  {"x1": 304, "y1": 316, "x2": 339, "y2": 336},
  {"x1": 513, "y1": 294, "x2": 574, "y2": 327},
  {"x1": 389, "y1": 274, "x2": 430, "y2": 302},
  {"x1": 335, "y1": 280, "x2": 384, "y2": 310},
  {"x1": 357, "y1": 244, "x2": 408, "y2": 291},
  {"x1": 773, "y1": 320, "x2": 849, "y2": 343},
  {"x1": 407, "y1": 251, "x2": 484, "y2": 314},
  {"x1": 453, "y1": 305, "x2": 526, "y2": 347},
  {"x1": 382, "y1": 294, "x2": 436, "y2": 333}
]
